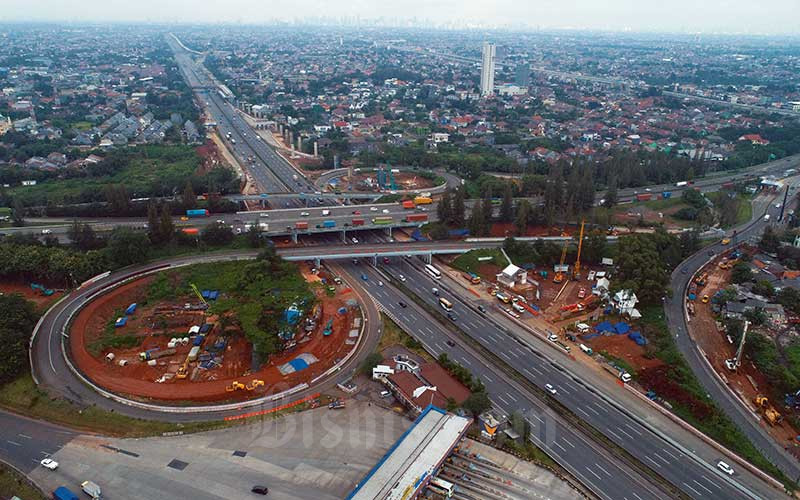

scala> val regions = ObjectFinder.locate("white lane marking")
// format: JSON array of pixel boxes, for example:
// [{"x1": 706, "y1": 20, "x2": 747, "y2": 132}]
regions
[
  {"x1": 682, "y1": 482, "x2": 701, "y2": 497},
  {"x1": 645, "y1": 456, "x2": 661, "y2": 469},
  {"x1": 692, "y1": 479, "x2": 713, "y2": 495},
  {"x1": 500, "y1": 352, "x2": 511, "y2": 360},
  {"x1": 6, "y1": 440, "x2": 21, "y2": 447},
  {"x1": 586, "y1": 467, "x2": 603, "y2": 481},
  {"x1": 624, "y1": 423, "x2": 642, "y2": 436},
  {"x1": 561, "y1": 436, "x2": 576, "y2": 448},
  {"x1": 586, "y1": 405, "x2": 600, "y2": 416},
  {"x1": 617, "y1": 427, "x2": 635, "y2": 440},
  {"x1": 460, "y1": 357, "x2": 472, "y2": 366},
  {"x1": 700, "y1": 476, "x2": 721, "y2": 490},
  {"x1": 533, "y1": 414, "x2": 544, "y2": 423},
  {"x1": 554, "y1": 441, "x2": 567, "y2": 452},
  {"x1": 483, "y1": 374, "x2": 493, "y2": 383},
  {"x1": 506, "y1": 393, "x2": 517, "y2": 402},
  {"x1": 18, "y1": 434, "x2": 31, "y2": 439},
  {"x1": 596, "y1": 463, "x2": 612, "y2": 477},
  {"x1": 497, "y1": 394, "x2": 511, "y2": 406},
  {"x1": 653, "y1": 453, "x2": 670, "y2": 465},
  {"x1": 508, "y1": 350, "x2": 520, "y2": 358},
  {"x1": 632, "y1": 492, "x2": 644, "y2": 500},
  {"x1": 661, "y1": 448, "x2": 680, "y2": 461},
  {"x1": 577, "y1": 407, "x2": 591, "y2": 418}
]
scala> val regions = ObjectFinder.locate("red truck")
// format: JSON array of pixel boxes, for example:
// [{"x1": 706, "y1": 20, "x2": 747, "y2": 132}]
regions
[
  {"x1": 635, "y1": 193, "x2": 652, "y2": 202},
  {"x1": 352, "y1": 218, "x2": 365, "y2": 226},
  {"x1": 405, "y1": 213, "x2": 428, "y2": 223},
  {"x1": 295, "y1": 221, "x2": 309, "y2": 230},
  {"x1": 401, "y1": 200, "x2": 415, "y2": 209}
]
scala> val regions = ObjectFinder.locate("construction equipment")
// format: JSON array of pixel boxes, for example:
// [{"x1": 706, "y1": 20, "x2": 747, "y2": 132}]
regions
[
  {"x1": 724, "y1": 320, "x2": 749, "y2": 371},
  {"x1": 753, "y1": 395, "x2": 783, "y2": 425},
  {"x1": 553, "y1": 240, "x2": 569, "y2": 284},
  {"x1": 190, "y1": 283, "x2": 208, "y2": 306},
  {"x1": 246, "y1": 379, "x2": 265, "y2": 391},
  {"x1": 176, "y1": 358, "x2": 189, "y2": 379},
  {"x1": 573, "y1": 220, "x2": 586, "y2": 280},
  {"x1": 226, "y1": 381, "x2": 245, "y2": 392}
]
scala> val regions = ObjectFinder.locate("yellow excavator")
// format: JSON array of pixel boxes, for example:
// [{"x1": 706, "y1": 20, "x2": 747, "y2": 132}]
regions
[
  {"x1": 753, "y1": 395, "x2": 783, "y2": 425},
  {"x1": 246, "y1": 380, "x2": 265, "y2": 391},
  {"x1": 226, "y1": 381, "x2": 245, "y2": 392}
]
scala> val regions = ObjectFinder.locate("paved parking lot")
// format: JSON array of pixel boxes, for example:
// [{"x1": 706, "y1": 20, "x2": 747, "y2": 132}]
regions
[{"x1": 30, "y1": 401, "x2": 411, "y2": 499}]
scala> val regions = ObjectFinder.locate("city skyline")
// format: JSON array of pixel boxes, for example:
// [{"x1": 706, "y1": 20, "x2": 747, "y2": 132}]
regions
[{"x1": 1, "y1": 0, "x2": 799, "y2": 35}]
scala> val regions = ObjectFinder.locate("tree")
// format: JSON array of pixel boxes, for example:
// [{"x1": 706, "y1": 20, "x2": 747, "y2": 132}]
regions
[
  {"x1": 604, "y1": 176, "x2": 618, "y2": 208},
  {"x1": 359, "y1": 352, "x2": 384, "y2": 375},
  {"x1": 752, "y1": 280, "x2": 775, "y2": 298},
  {"x1": 462, "y1": 391, "x2": 491, "y2": 416},
  {"x1": 11, "y1": 198, "x2": 25, "y2": 227},
  {"x1": 679, "y1": 229, "x2": 701, "y2": 257},
  {"x1": 583, "y1": 230, "x2": 607, "y2": 264},
  {"x1": 468, "y1": 203, "x2": 484, "y2": 236},
  {"x1": 731, "y1": 262, "x2": 753, "y2": 284},
  {"x1": 246, "y1": 224, "x2": 263, "y2": 248},
  {"x1": 500, "y1": 182, "x2": 514, "y2": 222},
  {"x1": 147, "y1": 203, "x2": 160, "y2": 243},
  {"x1": 429, "y1": 223, "x2": 449, "y2": 240},
  {"x1": 182, "y1": 181, "x2": 196, "y2": 210},
  {"x1": 103, "y1": 184, "x2": 130, "y2": 215},
  {"x1": 67, "y1": 220, "x2": 100, "y2": 251},
  {"x1": 0, "y1": 294, "x2": 39, "y2": 383},
  {"x1": 515, "y1": 200, "x2": 531, "y2": 235},
  {"x1": 105, "y1": 227, "x2": 150, "y2": 267},
  {"x1": 613, "y1": 233, "x2": 670, "y2": 305},
  {"x1": 201, "y1": 223, "x2": 234, "y2": 246},
  {"x1": 452, "y1": 187, "x2": 466, "y2": 227},
  {"x1": 759, "y1": 226, "x2": 780, "y2": 254},
  {"x1": 159, "y1": 204, "x2": 174, "y2": 243},
  {"x1": 437, "y1": 189, "x2": 452, "y2": 224}
]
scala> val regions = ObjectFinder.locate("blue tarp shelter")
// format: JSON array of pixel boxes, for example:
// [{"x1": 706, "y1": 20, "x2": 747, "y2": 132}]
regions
[{"x1": 125, "y1": 303, "x2": 137, "y2": 315}]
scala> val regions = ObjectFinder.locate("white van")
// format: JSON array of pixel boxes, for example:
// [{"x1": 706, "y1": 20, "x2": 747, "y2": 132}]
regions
[
  {"x1": 579, "y1": 343, "x2": 593, "y2": 355},
  {"x1": 322, "y1": 209, "x2": 331, "y2": 216},
  {"x1": 576, "y1": 323, "x2": 590, "y2": 334},
  {"x1": 764, "y1": 214, "x2": 770, "y2": 221}
]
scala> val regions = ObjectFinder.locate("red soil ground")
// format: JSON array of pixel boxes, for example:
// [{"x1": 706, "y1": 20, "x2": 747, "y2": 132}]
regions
[
  {"x1": 0, "y1": 281, "x2": 64, "y2": 308},
  {"x1": 70, "y1": 272, "x2": 361, "y2": 403}
]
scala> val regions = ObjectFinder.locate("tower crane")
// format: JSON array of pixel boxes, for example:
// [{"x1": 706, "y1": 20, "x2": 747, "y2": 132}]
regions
[{"x1": 573, "y1": 220, "x2": 586, "y2": 280}]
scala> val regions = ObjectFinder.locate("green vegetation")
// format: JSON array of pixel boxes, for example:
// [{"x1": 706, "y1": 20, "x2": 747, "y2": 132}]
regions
[
  {"x1": 0, "y1": 462, "x2": 45, "y2": 500},
  {"x1": 146, "y1": 248, "x2": 314, "y2": 357},
  {"x1": 359, "y1": 352, "x2": 384, "y2": 376},
  {"x1": 706, "y1": 191, "x2": 753, "y2": 228},
  {"x1": 0, "y1": 294, "x2": 40, "y2": 384},
  {"x1": 88, "y1": 309, "x2": 140, "y2": 356},
  {"x1": 639, "y1": 307, "x2": 791, "y2": 485},
  {"x1": 377, "y1": 314, "x2": 432, "y2": 361},
  {"x1": 0, "y1": 373, "x2": 229, "y2": 437},
  {"x1": 598, "y1": 351, "x2": 636, "y2": 378},
  {"x1": 450, "y1": 248, "x2": 506, "y2": 273}
]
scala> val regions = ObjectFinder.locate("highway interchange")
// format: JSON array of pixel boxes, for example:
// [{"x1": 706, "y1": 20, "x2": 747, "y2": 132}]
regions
[{"x1": 6, "y1": 33, "x2": 800, "y2": 500}]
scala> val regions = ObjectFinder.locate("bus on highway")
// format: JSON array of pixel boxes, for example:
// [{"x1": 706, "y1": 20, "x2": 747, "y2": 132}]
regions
[
  {"x1": 428, "y1": 477, "x2": 454, "y2": 497},
  {"x1": 425, "y1": 264, "x2": 442, "y2": 280},
  {"x1": 439, "y1": 297, "x2": 453, "y2": 312}
]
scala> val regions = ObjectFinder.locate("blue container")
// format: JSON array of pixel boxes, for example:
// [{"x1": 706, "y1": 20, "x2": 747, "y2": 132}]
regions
[{"x1": 125, "y1": 303, "x2": 137, "y2": 315}]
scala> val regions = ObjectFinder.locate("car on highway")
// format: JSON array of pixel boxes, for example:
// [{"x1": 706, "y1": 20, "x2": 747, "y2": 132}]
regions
[
  {"x1": 180, "y1": 216, "x2": 189, "y2": 221},
  {"x1": 397, "y1": 274, "x2": 406, "y2": 282},
  {"x1": 382, "y1": 209, "x2": 390, "y2": 214},
  {"x1": 352, "y1": 210, "x2": 361, "y2": 215},
  {"x1": 432, "y1": 288, "x2": 439, "y2": 296},
  {"x1": 361, "y1": 274, "x2": 368, "y2": 281},
  {"x1": 300, "y1": 212, "x2": 309, "y2": 217},
  {"x1": 717, "y1": 461, "x2": 734, "y2": 475},
  {"x1": 398, "y1": 301, "x2": 407, "y2": 308},
  {"x1": 251, "y1": 485, "x2": 269, "y2": 495},
  {"x1": 322, "y1": 209, "x2": 331, "y2": 216},
  {"x1": 351, "y1": 237, "x2": 359, "y2": 244},
  {"x1": 378, "y1": 281, "x2": 384, "y2": 287},
  {"x1": 41, "y1": 229, "x2": 52, "y2": 234},
  {"x1": 447, "y1": 312, "x2": 457, "y2": 322},
  {"x1": 545, "y1": 384, "x2": 557, "y2": 394},
  {"x1": 40, "y1": 458, "x2": 58, "y2": 470},
  {"x1": 446, "y1": 339, "x2": 456, "y2": 347},
  {"x1": 477, "y1": 305, "x2": 486, "y2": 314},
  {"x1": 370, "y1": 207, "x2": 378, "y2": 212},
  {"x1": 721, "y1": 238, "x2": 730, "y2": 245},
  {"x1": 548, "y1": 333, "x2": 558, "y2": 342}
]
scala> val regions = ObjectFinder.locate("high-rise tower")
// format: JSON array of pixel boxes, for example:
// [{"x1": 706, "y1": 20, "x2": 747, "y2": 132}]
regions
[{"x1": 480, "y1": 42, "x2": 496, "y2": 96}]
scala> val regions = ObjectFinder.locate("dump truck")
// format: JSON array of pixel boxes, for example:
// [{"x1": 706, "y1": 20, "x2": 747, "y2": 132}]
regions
[
  {"x1": 138, "y1": 348, "x2": 176, "y2": 361},
  {"x1": 414, "y1": 196, "x2": 433, "y2": 205},
  {"x1": 463, "y1": 272, "x2": 481, "y2": 284}
]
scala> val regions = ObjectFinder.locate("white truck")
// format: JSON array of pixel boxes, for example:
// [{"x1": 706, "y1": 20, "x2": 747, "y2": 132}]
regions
[{"x1": 603, "y1": 363, "x2": 632, "y2": 383}]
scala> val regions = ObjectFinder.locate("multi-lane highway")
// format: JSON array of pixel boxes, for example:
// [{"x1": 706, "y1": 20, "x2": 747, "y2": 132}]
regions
[
  {"x1": 666, "y1": 184, "x2": 800, "y2": 482},
  {"x1": 354, "y1": 258, "x2": 764, "y2": 499}
]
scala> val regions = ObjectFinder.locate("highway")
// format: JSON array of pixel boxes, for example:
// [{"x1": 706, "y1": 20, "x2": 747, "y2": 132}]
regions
[{"x1": 666, "y1": 184, "x2": 800, "y2": 482}]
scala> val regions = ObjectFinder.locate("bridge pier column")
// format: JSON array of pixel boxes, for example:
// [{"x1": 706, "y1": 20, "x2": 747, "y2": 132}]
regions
[
  {"x1": 424, "y1": 253, "x2": 432, "y2": 265},
  {"x1": 314, "y1": 257, "x2": 321, "y2": 268},
  {"x1": 372, "y1": 255, "x2": 378, "y2": 267},
  {"x1": 384, "y1": 227, "x2": 393, "y2": 239},
  {"x1": 292, "y1": 231, "x2": 298, "y2": 244},
  {"x1": 341, "y1": 230, "x2": 347, "y2": 243}
]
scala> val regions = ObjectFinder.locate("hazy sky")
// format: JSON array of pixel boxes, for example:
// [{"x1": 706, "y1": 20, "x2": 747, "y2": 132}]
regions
[{"x1": 2, "y1": 0, "x2": 798, "y2": 34}]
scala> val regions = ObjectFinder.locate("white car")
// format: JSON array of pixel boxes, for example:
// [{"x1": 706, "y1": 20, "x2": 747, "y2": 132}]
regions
[
  {"x1": 545, "y1": 384, "x2": 557, "y2": 394},
  {"x1": 41, "y1": 229, "x2": 52, "y2": 235},
  {"x1": 398, "y1": 274, "x2": 406, "y2": 282},
  {"x1": 370, "y1": 207, "x2": 378, "y2": 212},
  {"x1": 259, "y1": 213, "x2": 269, "y2": 218},
  {"x1": 300, "y1": 212, "x2": 309, "y2": 217},
  {"x1": 547, "y1": 334, "x2": 558, "y2": 342},
  {"x1": 382, "y1": 209, "x2": 390, "y2": 214},
  {"x1": 40, "y1": 458, "x2": 58, "y2": 470},
  {"x1": 351, "y1": 237, "x2": 359, "y2": 244},
  {"x1": 378, "y1": 281, "x2": 384, "y2": 287},
  {"x1": 717, "y1": 460, "x2": 734, "y2": 475}
]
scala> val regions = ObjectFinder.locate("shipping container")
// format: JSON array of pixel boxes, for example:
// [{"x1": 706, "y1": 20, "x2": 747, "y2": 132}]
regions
[
  {"x1": 182, "y1": 227, "x2": 199, "y2": 235},
  {"x1": 322, "y1": 220, "x2": 336, "y2": 228},
  {"x1": 414, "y1": 196, "x2": 433, "y2": 205},
  {"x1": 635, "y1": 193, "x2": 652, "y2": 202},
  {"x1": 401, "y1": 200, "x2": 415, "y2": 209},
  {"x1": 295, "y1": 221, "x2": 308, "y2": 230},
  {"x1": 676, "y1": 181, "x2": 688, "y2": 187},
  {"x1": 186, "y1": 209, "x2": 209, "y2": 217},
  {"x1": 352, "y1": 218, "x2": 365, "y2": 226},
  {"x1": 188, "y1": 345, "x2": 201, "y2": 361},
  {"x1": 372, "y1": 216, "x2": 393, "y2": 225},
  {"x1": 405, "y1": 213, "x2": 428, "y2": 223}
]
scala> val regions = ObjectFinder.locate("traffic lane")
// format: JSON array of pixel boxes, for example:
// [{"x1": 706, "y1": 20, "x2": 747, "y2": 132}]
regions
[
  {"x1": 386, "y1": 261, "x2": 752, "y2": 500},
  {"x1": 350, "y1": 264, "x2": 663, "y2": 500},
  {"x1": 0, "y1": 410, "x2": 76, "y2": 473}
]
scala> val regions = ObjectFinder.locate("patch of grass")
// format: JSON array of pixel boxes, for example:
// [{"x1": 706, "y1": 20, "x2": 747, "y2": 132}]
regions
[
  {"x1": 598, "y1": 350, "x2": 636, "y2": 377},
  {"x1": 0, "y1": 462, "x2": 45, "y2": 500},
  {"x1": 378, "y1": 313, "x2": 432, "y2": 361},
  {"x1": 450, "y1": 248, "x2": 506, "y2": 274},
  {"x1": 87, "y1": 308, "x2": 141, "y2": 356},
  {"x1": 0, "y1": 373, "x2": 231, "y2": 437}
]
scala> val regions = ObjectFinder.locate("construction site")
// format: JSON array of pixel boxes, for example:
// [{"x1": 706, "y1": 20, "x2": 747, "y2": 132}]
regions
[
  {"x1": 68, "y1": 261, "x2": 364, "y2": 403},
  {"x1": 685, "y1": 243, "x2": 800, "y2": 450}
]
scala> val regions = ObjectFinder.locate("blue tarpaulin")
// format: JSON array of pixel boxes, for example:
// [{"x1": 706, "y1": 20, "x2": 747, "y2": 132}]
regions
[
  {"x1": 411, "y1": 229, "x2": 429, "y2": 241},
  {"x1": 201, "y1": 290, "x2": 210, "y2": 298},
  {"x1": 114, "y1": 317, "x2": 127, "y2": 328},
  {"x1": 208, "y1": 290, "x2": 219, "y2": 300},
  {"x1": 448, "y1": 229, "x2": 470, "y2": 237},
  {"x1": 285, "y1": 307, "x2": 300, "y2": 325},
  {"x1": 199, "y1": 324, "x2": 212, "y2": 334},
  {"x1": 628, "y1": 331, "x2": 647, "y2": 345},
  {"x1": 595, "y1": 321, "x2": 614, "y2": 333},
  {"x1": 193, "y1": 335, "x2": 205, "y2": 346},
  {"x1": 614, "y1": 322, "x2": 631, "y2": 334},
  {"x1": 288, "y1": 358, "x2": 309, "y2": 371},
  {"x1": 125, "y1": 303, "x2": 137, "y2": 315}
]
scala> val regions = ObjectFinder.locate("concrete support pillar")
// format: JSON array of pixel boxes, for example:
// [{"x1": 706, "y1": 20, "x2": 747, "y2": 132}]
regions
[
  {"x1": 314, "y1": 257, "x2": 321, "y2": 268},
  {"x1": 384, "y1": 227, "x2": 393, "y2": 238},
  {"x1": 424, "y1": 253, "x2": 432, "y2": 265},
  {"x1": 372, "y1": 255, "x2": 378, "y2": 267},
  {"x1": 341, "y1": 230, "x2": 347, "y2": 243},
  {"x1": 292, "y1": 232, "x2": 298, "y2": 244},
  {"x1": 289, "y1": 131, "x2": 294, "y2": 147},
  {"x1": 313, "y1": 141, "x2": 318, "y2": 157},
  {"x1": 297, "y1": 136, "x2": 302, "y2": 152},
  {"x1": 278, "y1": 124, "x2": 283, "y2": 135}
]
